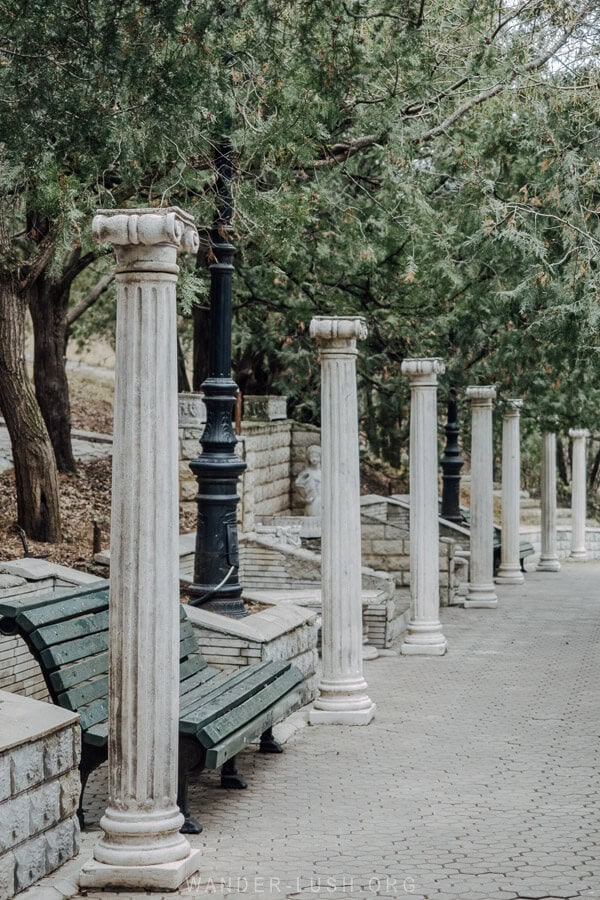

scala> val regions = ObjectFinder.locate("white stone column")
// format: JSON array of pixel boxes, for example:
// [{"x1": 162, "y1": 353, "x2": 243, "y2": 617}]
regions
[
  {"x1": 80, "y1": 209, "x2": 201, "y2": 891},
  {"x1": 569, "y1": 428, "x2": 588, "y2": 560},
  {"x1": 400, "y1": 358, "x2": 447, "y2": 655},
  {"x1": 536, "y1": 431, "x2": 561, "y2": 572},
  {"x1": 309, "y1": 316, "x2": 375, "y2": 726},
  {"x1": 496, "y1": 400, "x2": 524, "y2": 584},
  {"x1": 465, "y1": 386, "x2": 498, "y2": 609}
]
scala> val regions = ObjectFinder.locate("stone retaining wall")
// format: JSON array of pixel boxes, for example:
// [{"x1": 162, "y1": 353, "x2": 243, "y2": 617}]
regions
[
  {"x1": 232, "y1": 534, "x2": 406, "y2": 648},
  {"x1": 520, "y1": 525, "x2": 600, "y2": 560},
  {"x1": 360, "y1": 497, "x2": 463, "y2": 607},
  {"x1": 0, "y1": 691, "x2": 80, "y2": 898}
]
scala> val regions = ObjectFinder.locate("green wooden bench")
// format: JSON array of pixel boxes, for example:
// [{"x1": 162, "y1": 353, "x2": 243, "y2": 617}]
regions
[{"x1": 0, "y1": 580, "x2": 304, "y2": 835}]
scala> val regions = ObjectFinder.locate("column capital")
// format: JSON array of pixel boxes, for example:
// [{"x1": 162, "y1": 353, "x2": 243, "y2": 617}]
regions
[
  {"x1": 569, "y1": 428, "x2": 589, "y2": 439},
  {"x1": 310, "y1": 316, "x2": 368, "y2": 347},
  {"x1": 504, "y1": 399, "x2": 524, "y2": 415},
  {"x1": 466, "y1": 385, "x2": 496, "y2": 406},
  {"x1": 401, "y1": 357, "x2": 445, "y2": 385},
  {"x1": 93, "y1": 207, "x2": 199, "y2": 273}
]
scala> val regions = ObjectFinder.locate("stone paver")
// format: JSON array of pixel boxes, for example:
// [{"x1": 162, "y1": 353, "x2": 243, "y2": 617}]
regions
[{"x1": 29, "y1": 563, "x2": 600, "y2": 899}]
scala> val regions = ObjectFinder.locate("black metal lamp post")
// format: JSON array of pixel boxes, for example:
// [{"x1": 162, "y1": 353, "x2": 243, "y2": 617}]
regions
[
  {"x1": 440, "y1": 386, "x2": 464, "y2": 523},
  {"x1": 188, "y1": 140, "x2": 247, "y2": 617}
]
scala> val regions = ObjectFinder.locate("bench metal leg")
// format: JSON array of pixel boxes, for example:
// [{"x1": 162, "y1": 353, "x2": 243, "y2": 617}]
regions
[
  {"x1": 178, "y1": 738, "x2": 203, "y2": 834},
  {"x1": 221, "y1": 756, "x2": 248, "y2": 789},
  {"x1": 259, "y1": 726, "x2": 283, "y2": 754},
  {"x1": 78, "y1": 745, "x2": 107, "y2": 829}
]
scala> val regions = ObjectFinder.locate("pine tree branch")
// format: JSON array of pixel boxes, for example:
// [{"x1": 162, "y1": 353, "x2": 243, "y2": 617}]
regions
[{"x1": 418, "y1": 5, "x2": 594, "y2": 143}]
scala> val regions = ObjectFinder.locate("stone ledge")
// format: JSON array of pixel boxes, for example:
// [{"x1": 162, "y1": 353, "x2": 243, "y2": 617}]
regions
[
  {"x1": 0, "y1": 559, "x2": 99, "y2": 585},
  {"x1": 0, "y1": 691, "x2": 78, "y2": 755},
  {"x1": 185, "y1": 602, "x2": 317, "y2": 643}
]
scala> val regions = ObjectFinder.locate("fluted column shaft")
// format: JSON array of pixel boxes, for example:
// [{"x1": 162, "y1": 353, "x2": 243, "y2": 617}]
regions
[
  {"x1": 569, "y1": 428, "x2": 588, "y2": 560},
  {"x1": 496, "y1": 400, "x2": 524, "y2": 584},
  {"x1": 309, "y1": 317, "x2": 375, "y2": 726},
  {"x1": 537, "y1": 432, "x2": 561, "y2": 572},
  {"x1": 81, "y1": 209, "x2": 201, "y2": 891},
  {"x1": 400, "y1": 359, "x2": 447, "y2": 655},
  {"x1": 465, "y1": 386, "x2": 498, "y2": 608}
]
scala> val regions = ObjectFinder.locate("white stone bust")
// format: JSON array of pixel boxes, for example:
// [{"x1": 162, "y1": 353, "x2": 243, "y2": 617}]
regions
[{"x1": 295, "y1": 445, "x2": 322, "y2": 517}]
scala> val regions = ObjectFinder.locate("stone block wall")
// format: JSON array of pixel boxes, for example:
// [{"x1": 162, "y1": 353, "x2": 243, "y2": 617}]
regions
[
  {"x1": 360, "y1": 510, "x2": 461, "y2": 607},
  {"x1": 239, "y1": 421, "x2": 293, "y2": 533},
  {"x1": 185, "y1": 604, "x2": 319, "y2": 713},
  {"x1": 0, "y1": 692, "x2": 81, "y2": 898}
]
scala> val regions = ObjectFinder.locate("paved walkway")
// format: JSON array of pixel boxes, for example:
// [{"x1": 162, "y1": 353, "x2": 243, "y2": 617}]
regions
[
  {"x1": 0, "y1": 422, "x2": 112, "y2": 472},
  {"x1": 29, "y1": 563, "x2": 600, "y2": 900}
]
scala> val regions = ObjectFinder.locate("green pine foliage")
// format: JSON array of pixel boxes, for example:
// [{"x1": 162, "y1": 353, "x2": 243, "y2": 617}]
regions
[{"x1": 2, "y1": 0, "x2": 600, "y2": 472}]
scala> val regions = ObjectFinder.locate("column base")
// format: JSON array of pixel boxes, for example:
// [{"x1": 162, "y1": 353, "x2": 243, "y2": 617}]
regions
[
  {"x1": 464, "y1": 583, "x2": 497, "y2": 608},
  {"x1": 309, "y1": 701, "x2": 376, "y2": 726},
  {"x1": 495, "y1": 566, "x2": 525, "y2": 585},
  {"x1": 79, "y1": 849, "x2": 202, "y2": 892},
  {"x1": 536, "y1": 557, "x2": 561, "y2": 572},
  {"x1": 401, "y1": 638, "x2": 447, "y2": 656},
  {"x1": 569, "y1": 550, "x2": 588, "y2": 561},
  {"x1": 362, "y1": 644, "x2": 379, "y2": 660}
]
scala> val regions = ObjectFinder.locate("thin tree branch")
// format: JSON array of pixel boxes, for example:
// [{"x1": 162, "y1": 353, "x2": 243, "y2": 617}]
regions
[{"x1": 66, "y1": 271, "x2": 115, "y2": 327}]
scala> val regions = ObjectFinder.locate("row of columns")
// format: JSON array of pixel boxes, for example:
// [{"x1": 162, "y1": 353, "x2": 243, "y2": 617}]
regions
[{"x1": 79, "y1": 206, "x2": 588, "y2": 891}]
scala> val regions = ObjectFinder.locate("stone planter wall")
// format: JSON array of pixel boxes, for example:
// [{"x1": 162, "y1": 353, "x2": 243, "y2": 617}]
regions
[
  {"x1": 185, "y1": 603, "x2": 319, "y2": 713},
  {"x1": 0, "y1": 691, "x2": 81, "y2": 898},
  {"x1": 0, "y1": 562, "x2": 100, "y2": 700}
]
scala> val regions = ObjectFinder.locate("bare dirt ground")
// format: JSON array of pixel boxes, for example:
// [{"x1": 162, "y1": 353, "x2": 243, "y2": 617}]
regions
[{"x1": 0, "y1": 370, "x2": 196, "y2": 569}]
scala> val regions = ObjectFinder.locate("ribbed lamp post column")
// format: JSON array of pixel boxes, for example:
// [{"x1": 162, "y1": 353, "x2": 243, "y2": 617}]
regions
[
  {"x1": 188, "y1": 140, "x2": 247, "y2": 617},
  {"x1": 536, "y1": 431, "x2": 561, "y2": 572},
  {"x1": 569, "y1": 428, "x2": 588, "y2": 561},
  {"x1": 81, "y1": 208, "x2": 201, "y2": 891},
  {"x1": 309, "y1": 316, "x2": 375, "y2": 726},
  {"x1": 400, "y1": 358, "x2": 447, "y2": 656},
  {"x1": 496, "y1": 399, "x2": 524, "y2": 584},
  {"x1": 465, "y1": 386, "x2": 498, "y2": 609},
  {"x1": 440, "y1": 386, "x2": 464, "y2": 523}
]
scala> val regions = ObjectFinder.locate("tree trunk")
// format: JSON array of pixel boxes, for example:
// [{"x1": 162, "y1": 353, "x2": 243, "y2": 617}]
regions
[
  {"x1": 0, "y1": 276, "x2": 62, "y2": 541},
  {"x1": 28, "y1": 277, "x2": 77, "y2": 473},
  {"x1": 177, "y1": 334, "x2": 191, "y2": 393}
]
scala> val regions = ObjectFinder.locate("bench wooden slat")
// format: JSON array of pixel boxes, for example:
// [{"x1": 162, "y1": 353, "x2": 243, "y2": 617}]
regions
[
  {"x1": 179, "y1": 634, "x2": 198, "y2": 660},
  {"x1": 84, "y1": 722, "x2": 108, "y2": 747},
  {"x1": 179, "y1": 653, "x2": 208, "y2": 681},
  {"x1": 31, "y1": 609, "x2": 110, "y2": 651},
  {"x1": 180, "y1": 660, "x2": 291, "y2": 729},
  {"x1": 197, "y1": 667, "x2": 303, "y2": 749},
  {"x1": 0, "y1": 580, "x2": 108, "y2": 622},
  {"x1": 50, "y1": 651, "x2": 109, "y2": 694},
  {"x1": 14, "y1": 588, "x2": 110, "y2": 633},
  {"x1": 59, "y1": 675, "x2": 109, "y2": 712},
  {"x1": 41, "y1": 631, "x2": 109, "y2": 671},
  {"x1": 79, "y1": 698, "x2": 108, "y2": 732},
  {"x1": 204, "y1": 707, "x2": 276, "y2": 769},
  {"x1": 179, "y1": 665, "x2": 270, "y2": 720},
  {"x1": 179, "y1": 665, "x2": 220, "y2": 699}
]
